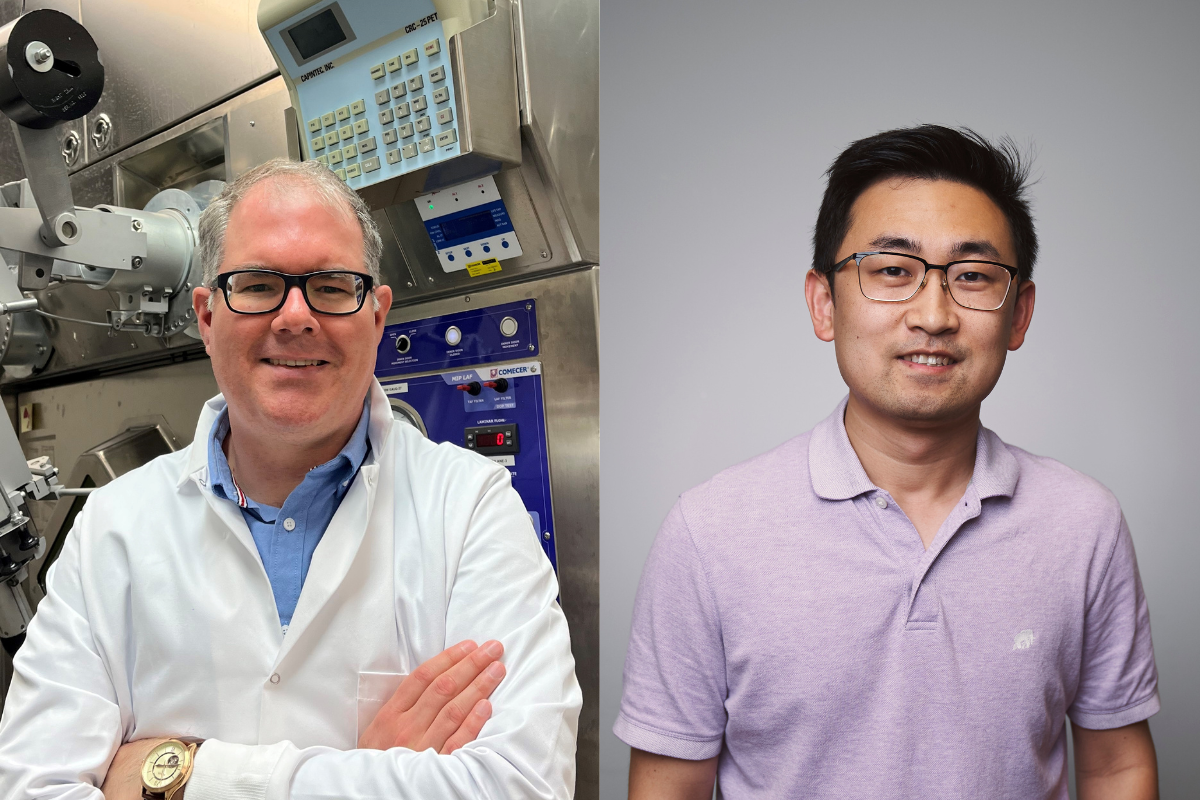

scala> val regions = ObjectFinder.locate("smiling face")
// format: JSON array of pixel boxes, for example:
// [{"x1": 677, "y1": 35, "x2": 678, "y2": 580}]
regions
[
  {"x1": 805, "y1": 178, "x2": 1036, "y2": 424},
  {"x1": 193, "y1": 177, "x2": 392, "y2": 446}
]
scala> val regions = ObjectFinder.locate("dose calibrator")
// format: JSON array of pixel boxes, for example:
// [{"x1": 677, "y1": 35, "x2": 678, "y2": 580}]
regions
[{"x1": 373, "y1": 301, "x2": 557, "y2": 569}]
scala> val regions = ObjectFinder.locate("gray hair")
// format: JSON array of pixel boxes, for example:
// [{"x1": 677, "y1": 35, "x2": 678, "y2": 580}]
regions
[{"x1": 198, "y1": 158, "x2": 385, "y2": 307}]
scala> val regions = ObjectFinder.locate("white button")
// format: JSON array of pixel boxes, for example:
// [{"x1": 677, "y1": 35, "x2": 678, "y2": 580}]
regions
[
  {"x1": 499, "y1": 316, "x2": 518, "y2": 337},
  {"x1": 875, "y1": 497, "x2": 888, "y2": 509},
  {"x1": 283, "y1": 517, "x2": 296, "y2": 531},
  {"x1": 269, "y1": 673, "x2": 281, "y2": 684},
  {"x1": 445, "y1": 325, "x2": 462, "y2": 346}
]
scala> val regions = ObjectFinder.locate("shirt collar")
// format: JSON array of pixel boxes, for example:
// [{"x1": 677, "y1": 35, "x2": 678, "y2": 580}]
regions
[{"x1": 809, "y1": 395, "x2": 1019, "y2": 501}]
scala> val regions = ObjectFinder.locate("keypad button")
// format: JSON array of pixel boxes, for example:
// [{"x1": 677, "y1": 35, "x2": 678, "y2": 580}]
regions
[
  {"x1": 385, "y1": 147, "x2": 402, "y2": 164},
  {"x1": 390, "y1": 82, "x2": 407, "y2": 99},
  {"x1": 311, "y1": 136, "x2": 326, "y2": 151},
  {"x1": 369, "y1": 63, "x2": 386, "y2": 80},
  {"x1": 429, "y1": 65, "x2": 446, "y2": 83},
  {"x1": 324, "y1": 132, "x2": 339, "y2": 147},
  {"x1": 402, "y1": 48, "x2": 419, "y2": 66},
  {"x1": 316, "y1": 154, "x2": 328, "y2": 165},
  {"x1": 339, "y1": 125, "x2": 353, "y2": 141},
  {"x1": 386, "y1": 56, "x2": 402, "y2": 73},
  {"x1": 436, "y1": 108, "x2": 453, "y2": 125},
  {"x1": 353, "y1": 119, "x2": 369, "y2": 135},
  {"x1": 418, "y1": 136, "x2": 435, "y2": 153},
  {"x1": 424, "y1": 39, "x2": 441, "y2": 57},
  {"x1": 342, "y1": 143, "x2": 358, "y2": 159},
  {"x1": 398, "y1": 122, "x2": 415, "y2": 138},
  {"x1": 402, "y1": 143, "x2": 418, "y2": 159},
  {"x1": 350, "y1": 99, "x2": 366, "y2": 115},
  {"x1": 378, "y1": 108, "x2": 394, "y2": 125},
  {"x1": 358, "y1": 136, "x2": 377, "y2": 154},
  {"x1": 411, "y1": 95, "x2": 428, "y2": 113},
  {"x1": 345, "y1": 163, "x2": 362, "y2": 178},
  {"x1": 375, "y1": 89, "x2": 391, "y2": 105},
  {"x1": 327, "y1": 148, "x2": 344, "y2": 164},
  {"x1": 335, "y1": 167, "x2": 347, "y2": 180},
  {"x1": 321, "y1": 112, "x2": 336, "y2": 127},
  {"x1": 407, "y1": 75, "x2": 424, "y2": 92},
  {"x1": 415, "y1": 115, "x2": 431, "y2": 133},
  {"x1": 382, "y1": 128, "x2": 398, "y2": 145},
  {"x1": 307, "y1": 117, "x2": 322, "y2": 133},
  {"x1": 336, "y1": 106, "x2": 350, "y2": 121},
  {"x1": 432, "y1": 87, "x2": 450, "y2": 104},
  {"x1": 435, "y1": 128, "x2": 458, "y2": 147},
  {"x1": 395, "y1": 102, "x2": 411, "y2": 119},
  {"x1": 362, "y1": 155, "x2": 381, "y2": 173}
]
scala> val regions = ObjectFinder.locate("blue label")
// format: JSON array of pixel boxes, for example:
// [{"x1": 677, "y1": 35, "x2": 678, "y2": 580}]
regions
[{"x1": 377, "y1": 300, "x2": 538, "y2": 376}]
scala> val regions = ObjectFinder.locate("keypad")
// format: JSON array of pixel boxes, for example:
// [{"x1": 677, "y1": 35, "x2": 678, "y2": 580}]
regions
[
  {"x1": 375, "y1": 89, "x2": 391, "y2": 105},
  {"x1": 423, "y1": 39, "x2": 440, "y2": 57},
  {"x1": 369, "y1": 63, "x2": 386, "y2": 80},
  {"x1": 311, "y1": 136, "x2": 326, "y2": 151},
  {"x1": 382, "y1": 128, "x2": 399, "y2": 145},
  {"x1": 359, "y1": 136, "x2": 378, "y2": 154},
  {"x1": 432, "y1": 87, "x2": 450, "y2": 104},
  {"x1": 350, "y1": 99, "x2": 366, "y2": 115},
  {"x1": 353, "y1": 119, "x2": 370, "y2": 135},
  {"x1": 429, "y1": 65, "x2": 446, "y2": 83},
  {"x1": 321, "y1": 112, "x2": 336, "y2": 127},
  {"x1": 336, "y1": 106, "x2": 350, "y2": 121},
  {"x1": 339, "y1": 125, "x2": 353, "y2": 141},
  {"x1": 407, "y1": 75, "x2": 424, "y2": 92},
  {"x1": 395, "y1": 102, "x2": 411, "y2": 119},
  {"x1": 386, "y1": 57, "x2": 402, "y2": 73},
  {"x1": 324, "y1": 132, "x2": 339, "y2": 147},
  {"x1": 385, "y1": 148, "x2": 402, "y2": 164},
  {"x1": 362, "y1": 155, "x2": 382, "y2": 173},
  {"x1": 435, "y1": 107, "x2": 453, "y2": 125},
  {"x1": 411, "y1": 95, "x2": 428, "y2": 113},
  {"x1": 316, "y1": 154, "x2": 328, "y2": 164},
  {"x1": 402, "y1": 143, "x2": 418, "y2": 159},
  {"x1": 391, "y1": 83, "x2": 407, "y2": 99},
  {"x1": 401, "y1": 48, "x2": 419, "y2": 66},
  {"x1": 379, "y1": 108, "x2": 394, "y2": 125},
  {"x1": 335, "y1": 167, "x2": 346, "y2": 180},
  {"x1": 435, "y1": 129, "x2": 457, "y2": 147},
  {"x1": 328, "y1": 148, "x2": 344, "y2": 164},
  {"x1": 345, "y1": 163, "x2": 362, "y2": 178},
  {"x1": 418, "y1": 136, "x2": 435, "y2": 153},
  {"x1": 398, "y1": 122, "x2": 415, "y2": 138},
  {"x1": 308, "y1": 117, "x2": 322, "y2": 133},
  {"x1": 415, "y1": 115, "x2": 431, "y2": 133},
  {"x1": 342, "y1": 142, "x2": 358, "y2": 159}
]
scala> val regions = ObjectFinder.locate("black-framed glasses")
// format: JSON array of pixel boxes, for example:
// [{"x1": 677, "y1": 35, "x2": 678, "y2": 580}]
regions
[
  {"x1": 215, "y1": 269, "x2": 374, "y2": 315},
  {"x1": 832, "y1": 251, "x2": 1019, "y2": 311}
]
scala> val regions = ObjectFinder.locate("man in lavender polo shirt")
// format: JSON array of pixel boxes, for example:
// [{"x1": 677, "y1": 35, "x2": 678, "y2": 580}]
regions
[{"x1": 616, "y1": 126, "x2": 1159, "y2": 799}]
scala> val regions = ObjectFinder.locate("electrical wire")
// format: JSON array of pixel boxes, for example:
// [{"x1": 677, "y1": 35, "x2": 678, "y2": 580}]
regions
[{"x1": 34, "y1": 309, "x2": 112, "y2": 329}]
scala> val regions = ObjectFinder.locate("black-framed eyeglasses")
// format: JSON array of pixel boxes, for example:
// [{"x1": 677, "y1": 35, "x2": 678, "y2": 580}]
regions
[
  {"x1": 832, "y1": 251, "x2": 1019, "y2": 311},
  {"x1": 215, "y1": 269, "x2": 375, "y2": 315}
]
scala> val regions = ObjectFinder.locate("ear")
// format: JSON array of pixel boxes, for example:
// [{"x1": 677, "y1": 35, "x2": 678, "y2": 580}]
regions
[
  {"x1": 805, "y1": 269, "x2": 836, "y2": 342},
  {"x1": 193, "y1": 286, "x2": 215, "y2": 354},
  {"x1": 1007, "y1": 279, "x2": 1036, "y2": 351},
  {"x1": 372, "y1": 283, "x2": 393, "y2": 341}
]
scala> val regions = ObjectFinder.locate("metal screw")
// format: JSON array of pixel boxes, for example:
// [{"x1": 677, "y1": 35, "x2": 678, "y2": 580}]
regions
[
  {"x1": 528, "y1": 344, "x2": 534, "y2": 351},
  {"x1": 525, "y1": 303, "x2": 532, "y2": 310},
  {"x1": 32, "y1": 47, "x2": 51, "y2": 64},
  {"x1": 131, "y1": 219, "x2": 143, "y2": 232},
  {"x1": 427, "y1": 276, "x2": 434, "y2": 283},
  {"x1": 406, "y1": 281, "x2": 413, "y2": 288},
  {"x1": 249, "y1": 120, "x2": 256, "y2": 127},
  {"x1": 542, "y1": 531, "x2": 551, "y2": 541},
  {"x1": 539, "y1": 250, "x2": 548, "y2": 259},
  {"x1": 464, "y1": 295, "x2": 471, "y2": 302},
  {"x1": 131, "y1": 256, "x2": 143, "y2": 269}
]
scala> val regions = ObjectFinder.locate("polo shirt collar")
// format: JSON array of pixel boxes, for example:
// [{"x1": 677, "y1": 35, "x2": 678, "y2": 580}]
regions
[{"x1": 809, "y1": 396, "x2": 1019, "y2": 501}]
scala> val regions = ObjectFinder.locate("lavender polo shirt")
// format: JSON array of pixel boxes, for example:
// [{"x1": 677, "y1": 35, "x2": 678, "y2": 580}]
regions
[{"x1": 615, "y1": 398, "x2": 1158, "y2": 799}]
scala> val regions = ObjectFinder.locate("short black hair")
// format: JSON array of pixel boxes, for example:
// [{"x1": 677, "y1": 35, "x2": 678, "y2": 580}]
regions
[{"x1": 812, "y1": 125, "x2": 1037, "y2": 289}]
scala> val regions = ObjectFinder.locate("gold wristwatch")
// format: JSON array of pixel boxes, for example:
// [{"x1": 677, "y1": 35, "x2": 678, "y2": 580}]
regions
[{"x1": 140, "y1": 738, "x2": 202, "y2": 800}]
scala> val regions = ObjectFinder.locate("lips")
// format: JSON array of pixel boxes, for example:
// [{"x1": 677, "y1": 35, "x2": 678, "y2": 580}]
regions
[
  {"x1": 901, "y1": 353, "x2": 955, "y2": 366},
  {"x1": 264, "y1": 358, "x2": 328, "y2": 367}
]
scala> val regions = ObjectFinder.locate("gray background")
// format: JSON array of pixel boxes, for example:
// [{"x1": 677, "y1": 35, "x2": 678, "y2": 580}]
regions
[{"x1": 599, "y1": 0, "x2": 1200, "y2": 797}]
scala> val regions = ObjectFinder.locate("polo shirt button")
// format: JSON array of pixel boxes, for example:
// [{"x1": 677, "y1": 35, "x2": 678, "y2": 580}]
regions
[
  {"x1": 283, "y1": 518, "x2": 296, "y2": 531},
  {"x1": 270, "y1": 673, "x2": 280, "y2": 684},
  {"x1": 875, "y1": 497, "x2": 888, "y2": 509}
]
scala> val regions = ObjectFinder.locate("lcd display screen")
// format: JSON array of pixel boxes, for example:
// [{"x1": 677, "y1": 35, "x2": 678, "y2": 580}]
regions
[
  {"x1": 440, "y1": 211, "x2": 498, "y2": 242},
  {"x1": 287, "y1": 8, "x2": 347, "y2": 61},
  {"x1": 475, "y1": 432, "x2": 505, "y2": 448}
]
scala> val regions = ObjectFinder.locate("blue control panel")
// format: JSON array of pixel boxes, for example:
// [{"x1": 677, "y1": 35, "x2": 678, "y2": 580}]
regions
[
  {"x1": 375, "y1": 303, "x2": 556, "y2": 569},
  {"x1": 262, "y1": 0, "x2": 461, "y2": 188}
]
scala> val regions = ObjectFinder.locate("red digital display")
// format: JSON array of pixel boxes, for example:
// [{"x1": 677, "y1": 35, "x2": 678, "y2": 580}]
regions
[{"x1": 475, "y1": 432, "x2": 505, "y2": 448}]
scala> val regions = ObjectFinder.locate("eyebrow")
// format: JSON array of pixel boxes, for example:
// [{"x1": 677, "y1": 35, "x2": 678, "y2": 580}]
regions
[{"x1": 866, "y1": 235, "x2": 1004, "y2": 262}]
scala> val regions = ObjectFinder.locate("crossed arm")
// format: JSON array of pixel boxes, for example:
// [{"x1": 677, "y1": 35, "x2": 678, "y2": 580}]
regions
[
  {"x1": 627, "y1": 721, "x2": 1158, "y2": 800},
  {"x1": 100, "y1": 640, "x2": 508, "y2": 799}
]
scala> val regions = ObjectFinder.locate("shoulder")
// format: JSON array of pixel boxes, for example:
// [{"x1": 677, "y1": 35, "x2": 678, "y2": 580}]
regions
[{"x1": 1004, "y1": 440, "x2": 1123, "y2": 522}]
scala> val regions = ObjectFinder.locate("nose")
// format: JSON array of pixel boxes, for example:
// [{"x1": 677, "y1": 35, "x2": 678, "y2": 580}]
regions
[
  {"x1": 904, "y1": 267, "x2": 959, "y2": 336},
  {"x1": 271, "y1": 286, "x2": 321, "y2": 335}
]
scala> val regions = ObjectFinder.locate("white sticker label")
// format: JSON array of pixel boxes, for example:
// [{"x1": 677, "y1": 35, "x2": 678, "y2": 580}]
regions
[
  {"x1": 382, "y1": 382, "x2": 409, "y2": 395},
  {"x1": 488, "y1": 455, "x2": 515, "y2": 467}
]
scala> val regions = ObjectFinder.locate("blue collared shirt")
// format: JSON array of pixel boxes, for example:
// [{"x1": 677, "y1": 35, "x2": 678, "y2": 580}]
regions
[{"x1": 207, "y1": 402, "x2": 371, "y2": 629}]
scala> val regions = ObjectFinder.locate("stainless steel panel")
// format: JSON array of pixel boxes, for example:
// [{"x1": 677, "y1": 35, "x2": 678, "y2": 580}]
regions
[
  {"x1": 385, "y1": 267, "x2": 598, "y2": 800},
  {"x1": 514, "y1": 0, "x2": 599, "y2": 264},
  {"x1": 73, "y1": 0, "x2": 278, "y2": 166}
]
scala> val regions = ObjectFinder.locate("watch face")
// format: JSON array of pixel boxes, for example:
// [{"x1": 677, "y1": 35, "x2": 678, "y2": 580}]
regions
[{"x1": 141, "y1": 741, "x2": 188, "y2": 791}]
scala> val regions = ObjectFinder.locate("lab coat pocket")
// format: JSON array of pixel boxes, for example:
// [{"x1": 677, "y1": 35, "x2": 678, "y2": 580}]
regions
[{"x1": 357, "y1": 671, "x2": 408, "y2": 741}]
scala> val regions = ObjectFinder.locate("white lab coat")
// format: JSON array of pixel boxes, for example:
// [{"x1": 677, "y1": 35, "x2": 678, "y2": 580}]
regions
[{"x1": 0, "y1": 380, "x2": 581, "y2": 799}]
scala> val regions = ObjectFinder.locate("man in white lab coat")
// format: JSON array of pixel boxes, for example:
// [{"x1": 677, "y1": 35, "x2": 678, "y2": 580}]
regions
[{"x1": 0, "y1": 158, "x2": 581, "y2": 800}]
